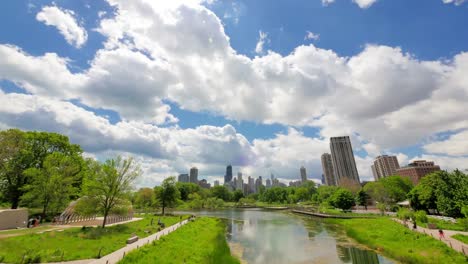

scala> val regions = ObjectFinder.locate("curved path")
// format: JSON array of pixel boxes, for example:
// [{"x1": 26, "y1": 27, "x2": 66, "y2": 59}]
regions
[{"x1": 393, "y1": 219, "x2": 468, "y2": 255}]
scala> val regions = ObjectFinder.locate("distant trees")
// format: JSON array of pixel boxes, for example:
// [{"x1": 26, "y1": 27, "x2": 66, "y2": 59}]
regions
[
  {"x1": 154, "y1": 176, "x2": 180, "y2": 215},
  {"x1": 364, "y1": 176, "x2": 413, "y2": 210},
  {"x1": 211, "y1": 185, "x2": 232, "y2": 201},
  {"x1": 79, "y1": 157, "x2": 141, "y2": 227},
  {"x1": 330, "y1": 188, "x2": 355, "y2": 210},
  {"x1": 133, "y1": 187, "x2": 155, "y2": 211}
]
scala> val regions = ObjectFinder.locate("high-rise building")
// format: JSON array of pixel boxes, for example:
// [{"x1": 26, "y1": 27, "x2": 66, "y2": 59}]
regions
[
  {"x1": 225, "y1": 165, "x2": 233, "y2": 184},
  {"x1": 255, "y1": 176, "x2": 263, "y2": 193},
  {"x1": 189, "y1": 167, "x2": 198, "y2": 184},
  {"x1": 396, "y1": 160, "x2": 441, "y2": 185},
  {"x1": 266, "y1": 178, "x2": 271, "y2": 188},
  {"x1": 237, "y1": 172, "x2": 243, "y2": 191},
  {"x1": 248, "y1": 176, "x2": 255, "y2": 194},
  {"x1": 300, "y1": 166, "x2": 307, "y2": 183},
  {"x1": 372, "y1": 155, "x2": 400, "y2": 181},
  {"x1": 178, "y1": 173, "x2": 189, "y2": 183},
  {"x1": 330, "y1": 136, "x2": 360, "y2": 185},
  {"x1": 198, "y1": 179, "x2": 211, "y2": 189},
  {"x1": 214, "y1": 180, "x2": 220, "y2": 187},
  {"x1": 321, "y1": 153, "x2": 336, "y2": 186}
]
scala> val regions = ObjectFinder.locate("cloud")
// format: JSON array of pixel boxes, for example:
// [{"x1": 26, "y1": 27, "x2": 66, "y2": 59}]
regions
[
  {"x1": 353, "y1": 0, "x2": 378, "y2": 8},
  {"x1": 304, "y1": 31, "x2": 320, "y2": 41},
  {"x1": 255, "y1": 30, "x2": 269, "y2": 54},
  {"x1": 423, "y1": 130, "x2": 468, "y2": 156},
  {"x1": 442, "y1": 0, "x2": 467, "y2": 5},
  {"x1": 322, "y1": 0, "x2": 335, "y2": 6},
  {"x1": 36, "y1": 5, "x2": 88, "y2": 48}
]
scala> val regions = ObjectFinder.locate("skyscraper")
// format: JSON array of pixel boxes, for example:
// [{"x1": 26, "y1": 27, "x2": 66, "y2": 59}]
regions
[
  {"x1": 225, "y1": 165, "x2": 233, "y2": 184},
  {"x1": 266, "y1": 178, "x2": 271, "y2": 188},
  {"x1": 330, "y1": 136, "x2": 360, "y2": 185},
  {"x1": 214, "y1": 180, "x2": 220, "y2": 187},
  {"x1": 237, "y1": 172, "x2": 243, "y2": 191},
  {"x1": 372, "y1": 155, "x2": 400, "y2": 181},
  {"x1": 321, "y1": 153, "x2": 336, "y2": 186},
  {"x1": 189, "y1": 167, "x2": 198, "y2": 184},
  {"x1": 178, "y1": 173, "x2": 189, "y2": 183},
  {"x1": 300, "y1": 166, "x2": 307, "y2": 183}
]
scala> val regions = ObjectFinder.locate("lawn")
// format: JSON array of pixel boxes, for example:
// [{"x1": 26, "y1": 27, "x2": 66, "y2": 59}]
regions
[
  {"x1": 0, "y1": 215, "x2": 187, "y2": 263},
  {"x1": 452, "y1": 234, "x2": 468, "y2": 244},
  {"x1": 119, "y1": 217, "x2": 240, "y2": 264},
  {"x1": 327, "y1": 217, "x2": 467, "y2": 264},
  {"x1": 419, "y1": 218, "x2": 468, "y2": 232}
]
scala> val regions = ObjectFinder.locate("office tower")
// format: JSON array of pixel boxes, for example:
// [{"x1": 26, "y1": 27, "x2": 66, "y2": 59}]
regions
[
  {"x1": 255, "y1": 176, "x2": 263, "y2": 193},
  {"x1": 330, "y1": 136, "x2": 360, "y2": 185},
  {"x1": 321, "y1": 153, "x2": 336, "y2": 186},
  {"x1": 189, "y1": 167, "x2": 198, "y2": 184},
  {"x1": 372, "y1": 155, "x2": 400, "y2": 181},
  {"x1": 300, "y1": 166, "x2": 307, "y2": 183},
  {"x1": 225, "y1": 165, "x2": 233, "y2": 184},
  {"x1": 178, "y1": 173, "x2": 189, "y2": 183},
  {"x1": 248, "y1": 176, "x2": 255, "y2": 194},
  {"x1": 198, "y1": 179, "x2": 211, "y2": 189},
  {"x1": 237, "y1": 172, "x2": 243, "y2": 191},
  {"x1": 214, "y1": 180, "x2": 220, "y2": 187},
  {"x1": 396, "y1": 160, "x2": 441, "y2": 185},
  {"x1": 266, "y1": 179, "x2": 271, "y2": 188}
]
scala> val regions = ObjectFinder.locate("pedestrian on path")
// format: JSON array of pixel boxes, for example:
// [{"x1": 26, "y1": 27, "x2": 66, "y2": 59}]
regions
[
  {"x1": 438, "y1": 229, "x2": 445, "y2": 239},
  {"x1": 412, "y1": 219, "x2": 417, "y2": 230}
]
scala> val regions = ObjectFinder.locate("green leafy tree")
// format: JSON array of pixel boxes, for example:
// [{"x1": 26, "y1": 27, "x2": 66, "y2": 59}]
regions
[
  {"x1": 259, "y1": 187, "x2": 288, "y2": 204},
  {"x1": 211, "y1": 185, "x2": 232, "y2": 201},
  {"x1": 155, "y1": 176, "x2": 180, "y2": 215},
  {"x1": 21, "y1": 153, "x2": 82, "y2": 218},
  {"x1": 330, "y1": 188, "x2": 355, "y2": 210},
  {"x1": 133, "y1": 187, "x2": 155, "y2": 210},
  {"x1": 312, "y1": 185, "x2": 339, "y2": 204},
  {"x1": 364, "y1": 176, "x2": 413, "y2": 209},
  {"x1": 233, "y1": 190, "x2": 244, "y2": 202},
  {"x1": 79, "y1": 157, "x2": 141, "y2": 227},
  {"x1": 176, "y1": 182, "x2": 201, "y2": 201},
  {"x1": 356, "y1": 189, "x2": 369, "y2": 210}
]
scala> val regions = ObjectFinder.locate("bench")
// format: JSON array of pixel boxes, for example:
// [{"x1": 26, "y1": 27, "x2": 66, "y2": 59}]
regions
[
  {"x1": 427, "y1": 223, "x2": 437, "y2": 229},
  {"x1": 126, "y1": 236, "x2": 139, "y2": 244}
]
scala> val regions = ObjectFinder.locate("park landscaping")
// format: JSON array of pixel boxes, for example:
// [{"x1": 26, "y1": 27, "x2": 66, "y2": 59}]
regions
[
  {"x1": 119, "y1": 217, "x2": 240, "y2": 264},
  {"x1": 453, "y1": 234, "x2": 468, "y2": 244},
  {"x1": 0, "y1": 215, "x2": 187, "y2": 263},
  {"x1": 327, "y1": 217, "x2": 467, "y2": 264}
]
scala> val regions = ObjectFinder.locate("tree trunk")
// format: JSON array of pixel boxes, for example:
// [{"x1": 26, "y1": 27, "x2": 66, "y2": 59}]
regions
[
  {"x1": 11, "y1": 198, "x2": 19, "y2": 209},
  {"x1": 102, "y1": 210, "x2": 108, "y2": 228},
  {"x1": 162, "y1": 206, "x2": 165, "y2": 216}
]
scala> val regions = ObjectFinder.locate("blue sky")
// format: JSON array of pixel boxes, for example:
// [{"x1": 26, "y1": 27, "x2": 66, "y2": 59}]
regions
[{"x1": 0, "y1": 0, "x2": 467, "y2": 186}]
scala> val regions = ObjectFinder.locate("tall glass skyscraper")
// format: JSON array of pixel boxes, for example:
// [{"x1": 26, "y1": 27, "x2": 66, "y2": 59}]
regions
[
  {"x1": 224, "y1": 164, "x2": 233, "y2": 184},
  {"x1": 330, "y1": 136, "x2": 360, "y2": 185}
]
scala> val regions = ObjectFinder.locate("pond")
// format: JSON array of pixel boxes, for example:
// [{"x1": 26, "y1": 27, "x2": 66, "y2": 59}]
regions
[{"x1": 177, "y1": 208, "x2": 395, "y2": 264}]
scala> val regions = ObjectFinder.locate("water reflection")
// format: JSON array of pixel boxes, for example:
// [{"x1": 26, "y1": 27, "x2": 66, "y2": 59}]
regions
[{"x1": 178, "y1": 209, "x2": 394, "y2": 264}]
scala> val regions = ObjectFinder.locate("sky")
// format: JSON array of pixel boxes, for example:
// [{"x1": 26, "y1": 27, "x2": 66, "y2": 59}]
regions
[{"x1": 0, "y1": 0, "x2": 467, "y2": 187}]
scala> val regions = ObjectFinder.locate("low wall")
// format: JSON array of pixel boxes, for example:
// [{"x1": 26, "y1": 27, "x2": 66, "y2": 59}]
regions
[{"x1": 0, "y1": 208, "x2": 28, "y2": 230}]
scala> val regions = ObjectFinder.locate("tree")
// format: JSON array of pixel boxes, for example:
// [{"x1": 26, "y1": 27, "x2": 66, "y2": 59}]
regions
[
  {"x1": 134, "y1": 187, "x2": 155, "y2": 211},
  {"x1": 80, "y1": 157, "x2": 141, "y2": 227},
  {"x1": 364, "y1": 176, "x2": 413, "y2": 209},
  {"x1": 0, "y1": 129, "x2": 83, "y2": 209},
  {"x1": 211, "y1": 185, "x2": 232, "y2": 201},
  {"x1": 330, "y1": 188, "x2": 355, "y2": 210},
  {"x1": 21, "y1": 153, "x2": 82, "y2": 218},
  {"x1": 154, "y1": 176, "x2": 180, "y2": 215},
  {"x1": 356, "y1": 189, "x2": 369, "y2": 210},
  {"x1": 176, "y1": 182, "x2": 200, "y2": 201},
  {"x1": 233, "y1": 190, "x2": 244, "y2": 202}
]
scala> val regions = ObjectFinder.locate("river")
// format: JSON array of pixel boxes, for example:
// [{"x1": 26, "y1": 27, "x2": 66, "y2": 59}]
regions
[{"x1": 177, "y1": 208, "x2": 396, "y2": 264}]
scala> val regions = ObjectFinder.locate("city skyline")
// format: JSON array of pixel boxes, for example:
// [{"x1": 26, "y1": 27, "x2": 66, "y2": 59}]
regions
[{"x1": 1, "y1": 1, "x2": 467, "y2": 187}]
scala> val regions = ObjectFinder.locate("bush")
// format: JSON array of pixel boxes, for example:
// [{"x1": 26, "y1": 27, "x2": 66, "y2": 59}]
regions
[
  {"x1": 458, "y1": 218, "x2": 468, "y2": 231},
  {"x1": 414, "y1": 210, "x2": 428, "y2": 223},
  {"x1": 397, "y1": 208, "x2": 414, "y2": 220}
]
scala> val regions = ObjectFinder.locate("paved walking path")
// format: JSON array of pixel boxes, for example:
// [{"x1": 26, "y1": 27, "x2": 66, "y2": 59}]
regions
[
  {"x1": 87, "y1": 218, "x2": 191, "y2": 264},
  {"x1": 393, "y1": 219, "x2": 468, "y2": 255}
]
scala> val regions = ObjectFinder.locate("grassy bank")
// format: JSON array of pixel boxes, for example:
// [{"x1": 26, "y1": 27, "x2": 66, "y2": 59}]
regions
[
  {"x1": 0, "y1": 215, "x2": 186, "y2": 263},
  {"x1": 119, "y1": 217, "x2": 240, "y2": 264},
  {"x1": 326, "y1": 217, "x2": 467, "y2": 264},
  {"x1": 453, "y1": 234, "x2": 468, "y2": 244}
]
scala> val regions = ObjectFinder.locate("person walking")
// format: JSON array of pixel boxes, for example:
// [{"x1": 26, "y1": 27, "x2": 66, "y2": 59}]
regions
[{"x1": 438, "y1": 229, "x2": 445, "y2": 239}]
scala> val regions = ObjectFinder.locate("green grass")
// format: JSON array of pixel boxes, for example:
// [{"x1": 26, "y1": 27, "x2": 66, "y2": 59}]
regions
[
  {"x1": 419, "y1": 218, "x2": 467, "y2": 231},
  {"x1": 327, "y1": 217, "x2": 467, "y2": 264},
  {"x1": 0, "y1": 226, "x2": 57, "y2": 236},
  {"x1": 119, "y1": 217, "x2": 240, "y2": 264},
  {"x1": 453, "y1": 234, "x2": 468, "y2": 244},
  {"x1": 0, "y1": 215, "x2": 187, "y2": 263}
]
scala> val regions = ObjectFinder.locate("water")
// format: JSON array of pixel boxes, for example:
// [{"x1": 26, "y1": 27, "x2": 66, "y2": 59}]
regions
[{"x1": 177, "y1": 208, "x2": 395, "y2": 264}]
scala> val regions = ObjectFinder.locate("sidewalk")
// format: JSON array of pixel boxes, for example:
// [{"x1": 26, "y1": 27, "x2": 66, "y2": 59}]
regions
[
  {"x1": 393, "y1": 219, "x2": 468, "y2": 255},
  {"x1": 87, "y1": 219, "x2": 191, "y2": 264}
]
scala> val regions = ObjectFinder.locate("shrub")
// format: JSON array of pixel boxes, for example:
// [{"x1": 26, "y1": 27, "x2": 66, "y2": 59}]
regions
[
  {"x1": 397, "y1": 208, "x2": 414, "y2": 220},
  {"x1": 458, "y1": 218, "x2": 468, "y2": 232},
  {"x1": 414, "y1": 210, "x2": 428, "y2": 223}
]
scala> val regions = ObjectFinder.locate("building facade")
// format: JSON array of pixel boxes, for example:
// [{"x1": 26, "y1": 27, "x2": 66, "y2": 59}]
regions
[
  {"x1": 189, "y1": 167, "x2": 198, "y2": 184},
  {"x1": 237, "y1": 172, "x2": 243, "y2": 191},
  {"x1": 330, "y1": 136, "x2": 360, "y2": 185},
  {"x1": 396, "y1": 160, "x2": 441, "y2": 185},
  {"x1": 372, "y1": 155, "x2": 400, "y2": 181},
  {"x1": 300, "y1": 166, "x2": 307, "y2": 183},
  {"x1": 178, "y1": 173, "x2": 189, "y2": 183},
  {"x1": 225, "y1": 165, "x2": 233, "y2": 184},
  {"x1": 321, "y1": 153, "x2": 336, "y2": 186}
]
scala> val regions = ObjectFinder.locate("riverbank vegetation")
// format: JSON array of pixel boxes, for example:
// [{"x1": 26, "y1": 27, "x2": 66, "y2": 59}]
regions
[
  {"x1": 119, "y1": 217, "x2": 240, "y2": 264},
  {"x1": 0, "y1": 215, "x2": 186, "y2": 263},
  {"x1": 327, "y1": 217, "x2": 467, "y2": 264},
  {"x1": 452, "y1": 234, "x2": 468, "y2": 244}
]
